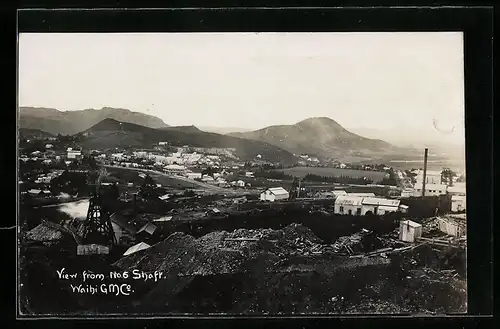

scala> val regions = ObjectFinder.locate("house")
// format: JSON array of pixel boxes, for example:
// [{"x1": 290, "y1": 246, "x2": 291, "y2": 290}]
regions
[
  {"x1": 451, "y1": 195, "x2": 466, "y2": 212},
  {"x1": 45, "y1": 144, "x2": 53, "y2": 149},
  {"x1": 437, "y1": 216, "x2": 466, "y2": 237},
  {"x1": 158, "y1": 142, "x2": 169, "y2": 146},
  {"x1": 158, "y1": 194, "x2": 171, "y2": 201},
  {"x1": 245, "y1": 172, "x2": 254, "y2": 178},
  {"x1": 216, "y1": 178, "x2": 228, "y2": 187},
  {"x1": 67, "y1": 149, "x2": 82, "y2": 159},
  {"x1": 43, "y1": 159, "x2": 52, "y2": 165},
  {"x1": 399, "y1": 220, "x2": 422, "y2": 243},
  {"x1": 28, "y1": 189, "x2": 42, "y2": 196},
  {"x1": 413, "y1": 183, "x2": 447, "y2": 197},
  {"x1": 260, "y1": 187, "x2": 290, "y2": 202},
  {"x1": 186, "y1": 172, "x2": 202, "y2": 180},
  {"x1": 334, "y1": 195, "x2": 364, "y2": 215},
  {"x1": 201, "y1": 176, "x2": 215, "y2": 183},
  {"x1": 236, "y1": 180, "x2": 245, "y2": 188},
  {"x1": 153, "y1": 216, "x2": 173, "y2": 222},
  {"x1": 123, "y1": 242, "x2": 151, "y2": 256}
]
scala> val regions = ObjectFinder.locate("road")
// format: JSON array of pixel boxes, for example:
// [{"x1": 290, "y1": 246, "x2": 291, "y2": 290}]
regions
[{"x1": 103, "y1": 165, "x2": 243, "y2": 195}]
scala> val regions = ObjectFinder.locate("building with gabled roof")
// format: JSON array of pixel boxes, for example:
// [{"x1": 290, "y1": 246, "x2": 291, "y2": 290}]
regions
[{"x1": 260, "y1": 187, "x2": 290, "y2": 202}]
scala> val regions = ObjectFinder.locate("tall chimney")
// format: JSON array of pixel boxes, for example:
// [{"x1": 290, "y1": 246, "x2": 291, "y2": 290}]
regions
[
  {"x1": 133, "y1": 193, "x2": 137, "y2": 213},
  {"x1": 422, "y1": 148, "x2": 428, "y2": 197}
]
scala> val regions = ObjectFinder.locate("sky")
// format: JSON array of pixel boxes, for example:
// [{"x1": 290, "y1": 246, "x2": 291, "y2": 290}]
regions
[{"x1": 18, "y1": 32, "x2": 465, "y2": 145}]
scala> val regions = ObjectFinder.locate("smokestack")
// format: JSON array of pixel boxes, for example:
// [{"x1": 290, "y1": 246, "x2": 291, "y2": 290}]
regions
[
  {"x1": 422, "y1": 148, "x2": 428, "y2": 197},
  {"x1": 133, "y1": 193, "x2": 137, "y2": 213}
]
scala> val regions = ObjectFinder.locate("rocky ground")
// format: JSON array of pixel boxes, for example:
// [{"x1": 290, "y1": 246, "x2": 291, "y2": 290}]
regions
[{"x1": 19, "y1": 223, "x2": 466, "y2": 315}]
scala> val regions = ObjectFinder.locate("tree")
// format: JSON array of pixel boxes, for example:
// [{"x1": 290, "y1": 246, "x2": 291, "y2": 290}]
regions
[{"x1": 441, "y1": 168, "x2": 457, "y2": 186}]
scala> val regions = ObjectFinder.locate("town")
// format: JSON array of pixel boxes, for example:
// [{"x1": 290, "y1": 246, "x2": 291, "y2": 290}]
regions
[{"x1": 19, "y1": 132, "x2": 467, "y2": 315}]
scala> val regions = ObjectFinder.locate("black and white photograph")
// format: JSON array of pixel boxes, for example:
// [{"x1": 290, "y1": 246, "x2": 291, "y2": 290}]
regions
[{"x1": 18, "y1": 31, "x2": 467, "y2": 316}]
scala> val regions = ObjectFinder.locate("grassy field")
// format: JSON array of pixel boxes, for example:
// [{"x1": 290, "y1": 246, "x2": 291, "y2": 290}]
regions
[
  {"x1": 106, "y1": 166, "x2": 199, "y2": 189},
  {"x1": 278, "y1": 167, "x2": 388, "y2": 182}
]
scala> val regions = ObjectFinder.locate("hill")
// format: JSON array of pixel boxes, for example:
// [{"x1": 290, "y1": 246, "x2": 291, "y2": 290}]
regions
[
  {"x1": 229, "y1": 117, "x2": 402, "y2": 159},
  {"x1": 80, "y1": 119, "x2": 297, "y2": 164},
  {"x1": 199, "y1": 126, "x2": 251, "y2": 134},
  {"x1": 19, "y1": 106, "x2": 169, "y2": 135},
  {"x1": 19, "y1": 128, "x2": 54, "y2": 139},
  {"x1": 159, "y1": 125, "x2": 202, "y2": 134}
]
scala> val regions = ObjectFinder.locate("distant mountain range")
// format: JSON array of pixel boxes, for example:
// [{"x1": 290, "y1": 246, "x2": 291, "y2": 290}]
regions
[
  {"x1": 199, "y1": 126, "x2": 251, "y2": 134},
  {"x1": 229, "y1": 117, "x2": 406, "y2": 159},
  {"x1": 18, "y1": 106, "x2": 425, "y2": 161},
  {"x1": 19, "y1": 128, "x2": 54, "y2": 139},
  {"x1": 19, "y1": 106, "x2": 168, "y2": 135},
  {"x1": 81, "y1": 118, "x2": 297, "y2": 164}
]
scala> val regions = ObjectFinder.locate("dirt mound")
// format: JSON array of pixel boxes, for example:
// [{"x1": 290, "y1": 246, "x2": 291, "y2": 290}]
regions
[{"x1": 114, "y1": 223, "x2": 322, "y2": 277}]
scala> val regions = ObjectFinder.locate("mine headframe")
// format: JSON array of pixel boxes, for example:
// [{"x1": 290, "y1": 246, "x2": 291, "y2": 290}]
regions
[{"x1": 80, "y1": 193, "x2": 117, "y2": 247}]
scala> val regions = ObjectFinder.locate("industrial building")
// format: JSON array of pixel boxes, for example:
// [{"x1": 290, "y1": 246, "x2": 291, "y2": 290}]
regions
[
  {"x1": 413, "y1": 183, "x2": 448, "y2": 197},
  {"x1": 260, "y1": 187, "x2": 290, "y2": 202},
  {"x1": 334, "y1": 195, "x2": 407, "y2": 216}
]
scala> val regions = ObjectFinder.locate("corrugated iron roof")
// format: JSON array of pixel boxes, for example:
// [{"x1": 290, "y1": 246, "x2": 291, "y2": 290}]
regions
[
  {"x1": 137, "y1": 222, "x2": 157, "y2": 235},
  {"x1": 334, "y1": 195, "x2": 363, "y2": 206},
  {"x1": 400, "y1": 220, "x2": 422, "y2": 228},
  {"x1": 267, "y1": 187, "x2": 289, "y2": 196},
  {"x1": 123, "y1": 242, "x2": 151, "y2": 256},
  {"x1": 362, "y1": 197, "x2": 400, "y2": 207}
]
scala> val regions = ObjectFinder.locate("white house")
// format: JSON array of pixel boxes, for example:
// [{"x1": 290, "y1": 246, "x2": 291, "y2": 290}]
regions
[
  {"x1": 236, "y1": 180, "x2": 245, "y2": 188},
  {"x1": 67, "y1": 149, "x2": 82, "y2": 159},
  {"x1": 413, "y1": 183, "x2": 448, "y2": 197},
  {"x1": 245, "y1": 172, "x2": 254, "y2": 178},
  {"x1": 201, "y1": 175, "x2": 215, "y2": 183},
  {"x1": 260, "y1": 187, "x2": 290, "y2": 202},
  {"x1": 399, "y1": 220, "x2": 422, "y2": 243},
  {"x1": 451, "y1": 195, "x2": 466, "y2": 212},
  {"x1": 45, "y1": 144, "x2": 53, "y2": 149},
  {"x1": 186, "y1": 172, "x2": 202, "y2": 180},
  {"x1": 158, "y1": 141, "x2": 169, "y2": 146}
]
